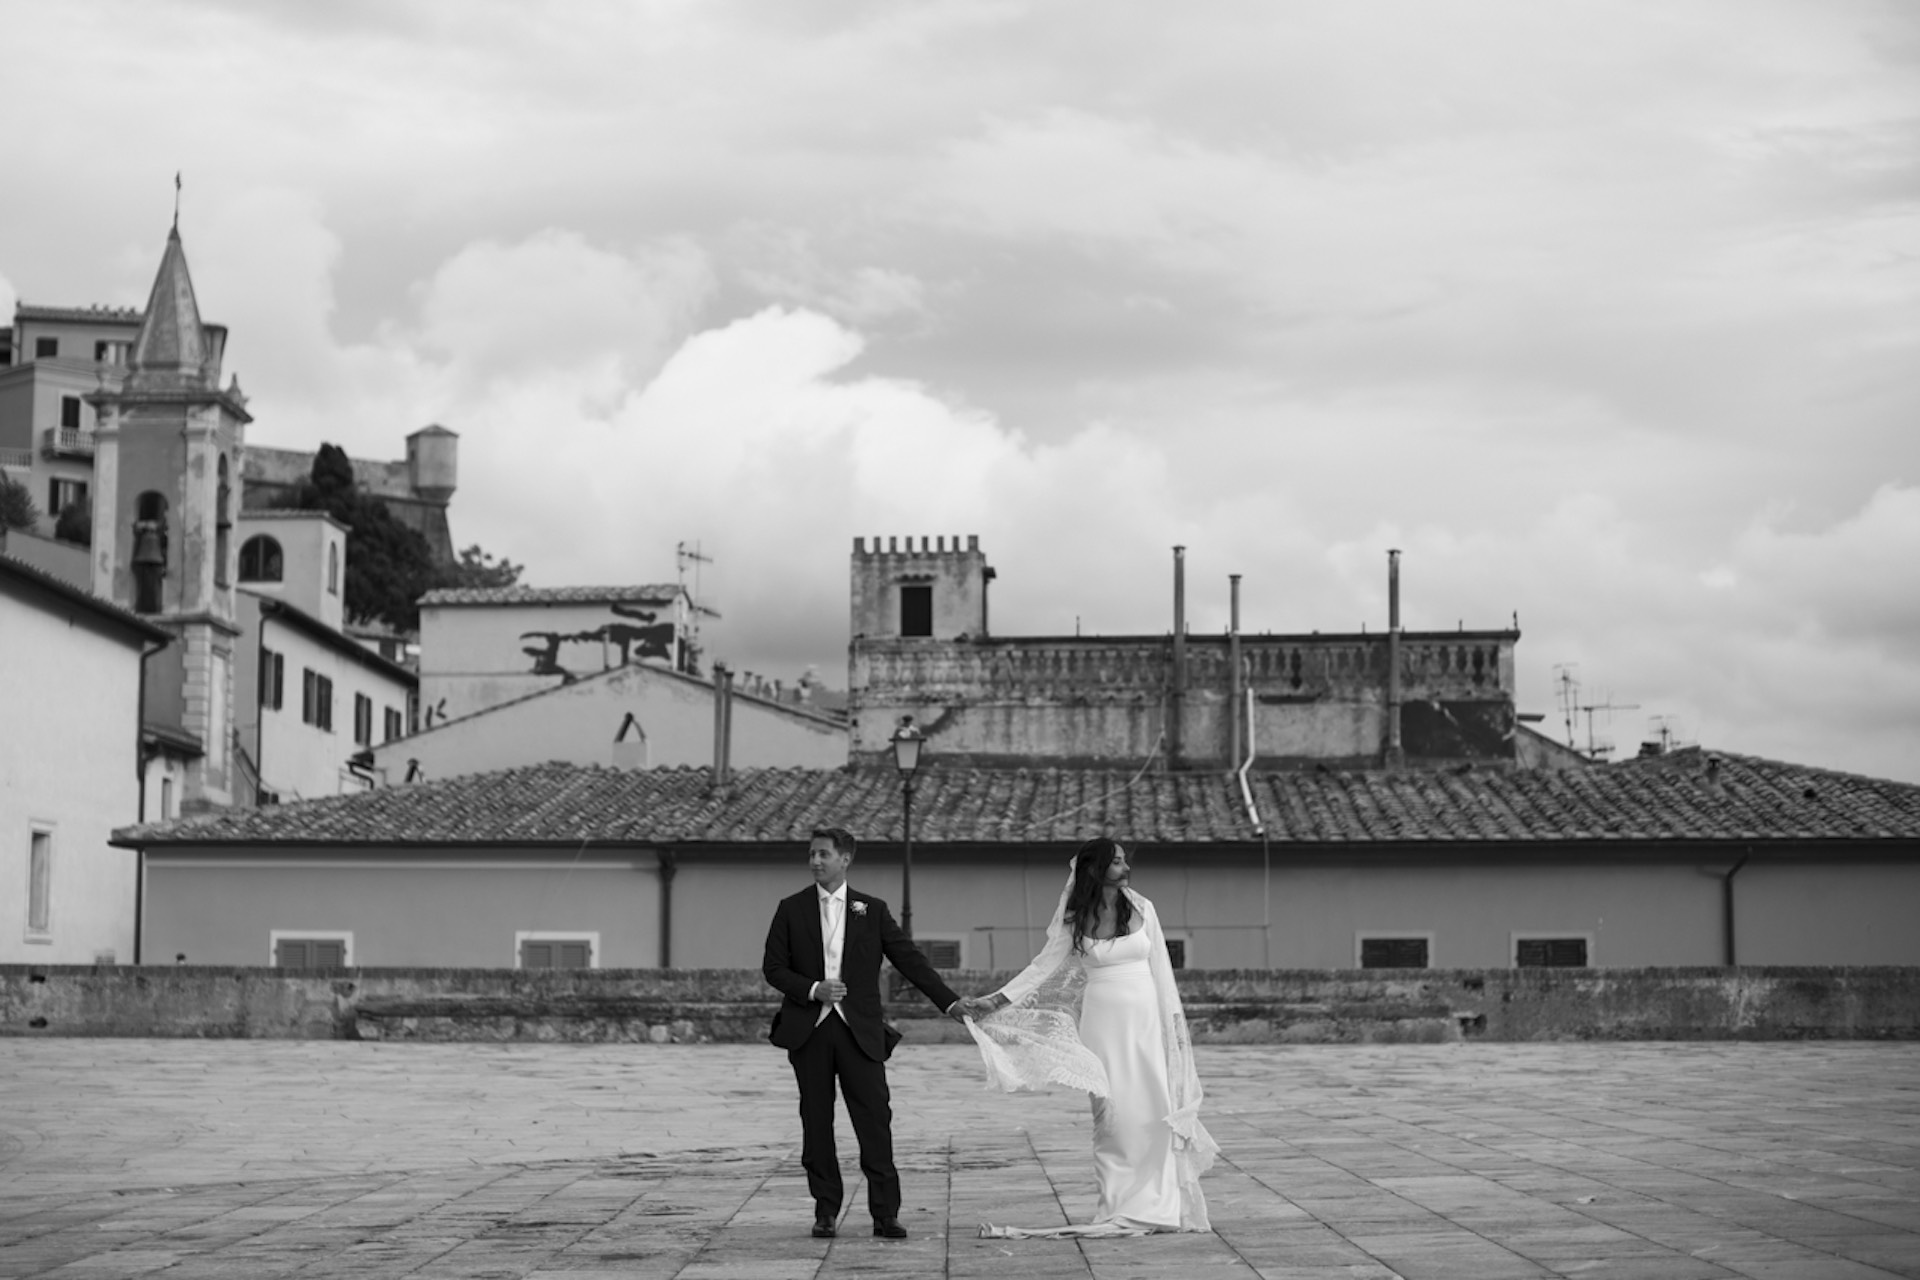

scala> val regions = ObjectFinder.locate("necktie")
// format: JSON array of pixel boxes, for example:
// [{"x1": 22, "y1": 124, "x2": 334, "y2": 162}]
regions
[{"x1": 818, "y1": 894, "x2": 843, "y2": 1025}]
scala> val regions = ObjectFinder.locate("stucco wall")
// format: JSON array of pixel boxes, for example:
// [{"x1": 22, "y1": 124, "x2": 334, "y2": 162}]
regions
[
  {"x1": 850, "y1": 632, "x2": 1518, "y2": 768},
  {"x1": 234, "y1": 594, "x2": 412, "y2": 803},
  {"x1": 139, "y1": 844, "x2": 1920, "y2": 973},
  {"x1": 6, "y1": 964, "x2": 1918, "y2": 1042},
  {"x1": 144, "y1": 853, "x2": 662, "y2": 968},
  {"x1": 0, "y1": 588, "x2": 145, "y2": 964},
  {"x1": 369, "y1": 662, "x2": 841, "y2": 784}
]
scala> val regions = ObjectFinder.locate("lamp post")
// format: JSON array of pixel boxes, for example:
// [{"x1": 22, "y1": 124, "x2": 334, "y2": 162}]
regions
[{"x1": 891, "y1": 718, "x2": 925, "y2": 939}]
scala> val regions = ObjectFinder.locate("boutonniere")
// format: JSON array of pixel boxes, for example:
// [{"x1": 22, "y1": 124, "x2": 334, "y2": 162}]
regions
[{"x1": 850, "y1": 901, "x2": 868, "y2": 917}]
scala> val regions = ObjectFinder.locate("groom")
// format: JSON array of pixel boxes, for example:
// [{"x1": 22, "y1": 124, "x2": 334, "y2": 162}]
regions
[{"x1": 763, "y1": 825, "x2": 964, "y2": 1240}]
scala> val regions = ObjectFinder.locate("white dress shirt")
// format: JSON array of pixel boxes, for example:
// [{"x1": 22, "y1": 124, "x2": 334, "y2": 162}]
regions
[{"x1": 815, "y1": 884, "x2": 847, "y2": 1025}]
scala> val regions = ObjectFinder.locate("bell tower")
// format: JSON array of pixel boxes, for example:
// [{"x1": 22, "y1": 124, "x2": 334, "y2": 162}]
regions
[{"x1": 88, "y1": 219, "x2": 252, "y2": 811}]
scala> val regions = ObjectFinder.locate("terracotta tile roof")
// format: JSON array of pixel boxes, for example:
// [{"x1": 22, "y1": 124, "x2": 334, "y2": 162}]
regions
[
  {"x1": 15, "y1": 303, "x2": 144, "y2": 324},
  {"x1": 114, "y1": 749, "x2": 1920, "y2": 849},
  {"x1": 1, "y1": 552, "x2": 173, "y2": 645},
  {"x1": 417, "y1": 584, "x2": 684, "y2": 607}
]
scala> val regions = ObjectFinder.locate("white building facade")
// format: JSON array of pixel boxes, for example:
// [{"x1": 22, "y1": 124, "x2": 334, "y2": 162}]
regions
[{"x1": 1, "y1": 554, "x2": 169, "y2": 964}]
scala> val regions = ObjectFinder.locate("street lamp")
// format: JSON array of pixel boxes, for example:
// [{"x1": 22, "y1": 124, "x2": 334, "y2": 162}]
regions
[{"x1": 891, "y1": 718, "x2": 925, "y2": 938}]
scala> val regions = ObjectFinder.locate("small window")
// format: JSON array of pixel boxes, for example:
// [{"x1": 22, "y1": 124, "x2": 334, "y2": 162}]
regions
[
  {"x1": 900, "y1": 583, "x2": 933, "y2": 637},
  {"x1": 238, "y1": 535, "x2": 283, "y2": 583},
  {"x1": 35, "y1": 336, "x2": 57, "y2": 358},
  {"x1": 60, "y1": 396, "x2": 82, "y2": 430},
  {"x1": 259, "y1": 648, "x2": 285, "y2": 711},
  {"x1": 922, "y1": 938, "x2": 962, "y2": 969},
  {"x1": 274, "y1": 936, "x2": 349, "y2": 967},
  {"x1": 160, "y1": 778, "x2": 174, "y2": 821},
  {"x1": 1359, "y1": 935, "x2": 1430, "y2": 969},
  {"x1": 301, "y1": 669, "x2": 334, "y2": 730},
  {"x1": 518, "y1": 935, "x2": 596, "y2": 969},
  {"x1": 95, "y1": 340, "x2": 110, "y2": 362},
  {"x1": 48, "y1": 477, "x2": 88, "y2": 517},
  {"x1": 327, "y1": 543, "x2": 340, "y2": 595},
  {"x1": 383, "y1": 707, "x2": 404, "y2": 743},
  {"x1": 28, "y1": 829, "x2": 53, "y2": 935},
  {"x1": 354, "y1": 693, "x2": 373, "y2": 746},
  {"x1": 1515, "y1": 937, "x2": 1590, "y2": 968},
  {"x1": 1164, "y1": 937, "x2": 1188, "y2": 970}
]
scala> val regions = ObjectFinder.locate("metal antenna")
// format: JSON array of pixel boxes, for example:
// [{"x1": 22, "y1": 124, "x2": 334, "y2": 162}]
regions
[
  {"x1": 676, "y1": 540, "x2": 714, "y2": 660},
  {"x1": 1552, "y1": 664, "x2": 1581, "y2": 749},
  {"x1": 173, "y1": 171, "x2": 182, "y2": 230},
  {"x1": 1577, "y1": 694, "x2": 1641, "y2": 761}
]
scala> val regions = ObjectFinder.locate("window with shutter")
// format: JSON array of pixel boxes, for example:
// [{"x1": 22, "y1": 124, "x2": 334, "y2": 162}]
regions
[
  {"x1": 922, "y1": 939, "x2": 961, "y2": 969},
  {"x1": 1360, "y1": 936, "x2": 1430, "y2": 969},
  {"x1": 1516, "y1": 937, "x2": 1589, "y2": 967},
  {"x1": 519, "y1": 935, "x2": 595, "y2": 969},
  {"x1": 275, "y1": 935, "x2": 350, "y2": 967}
]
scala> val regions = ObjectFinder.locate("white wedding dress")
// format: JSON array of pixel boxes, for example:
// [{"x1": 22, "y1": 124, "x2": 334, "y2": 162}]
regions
[
  {"x1": 1078, "y1": 928, "x2": 1184, "y2": 1229},
  {"x1": 969, "y1": 886, "x2": 1215, "y2": 1237}
]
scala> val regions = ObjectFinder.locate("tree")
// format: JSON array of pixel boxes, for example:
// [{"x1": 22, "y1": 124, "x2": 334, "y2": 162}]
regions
[
  {"x1": 54, "y1": 500, "x2": 92, "y2": 547},
  {"x1": 0, "y1": 475, "x2": 40, "y2": 531},
  {"x1": 441, "y1": 544, "x2": 523, "y2": 591},
  {"x1": 272, "y1": 443, "x2": 525, "y2": 632}
]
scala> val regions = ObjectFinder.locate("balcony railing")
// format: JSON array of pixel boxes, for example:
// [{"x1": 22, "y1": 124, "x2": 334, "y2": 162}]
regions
[
  {"x1": 0, "y1": 447, "x2": 31, "y2": 470},
  {"x1": 42, "y1": 427, "x2": 96, "y2": 458}
]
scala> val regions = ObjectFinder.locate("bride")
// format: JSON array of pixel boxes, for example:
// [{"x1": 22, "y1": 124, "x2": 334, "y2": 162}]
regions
[{"x1": 959, "y1": 837, "x2": 1217, "y2": 1236}]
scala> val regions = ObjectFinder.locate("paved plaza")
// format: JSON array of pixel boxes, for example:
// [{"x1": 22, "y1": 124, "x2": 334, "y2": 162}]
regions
[{"x1": 2, "y1": 1040, "x2": 1918, "y2": 1279}]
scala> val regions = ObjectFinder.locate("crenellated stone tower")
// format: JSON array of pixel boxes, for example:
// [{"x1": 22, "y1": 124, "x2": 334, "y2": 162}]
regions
[{"x1": 87, "y1": 221, "x2": 252, "y2": 812}]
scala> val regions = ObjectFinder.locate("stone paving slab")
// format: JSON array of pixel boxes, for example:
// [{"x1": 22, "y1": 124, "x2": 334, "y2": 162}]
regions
[{"x1": 1, "y1": 1041, "x2": 1917, "y2": 1278}]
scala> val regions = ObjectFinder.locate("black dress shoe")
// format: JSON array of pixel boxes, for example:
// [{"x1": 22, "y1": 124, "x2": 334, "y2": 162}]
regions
[
  {"x1": 873, "y1": 1217, "x2": 908, "y2": 1238},
  {"x1": 812, "y1": 1214, "x2": 836, "y2": 1238}
]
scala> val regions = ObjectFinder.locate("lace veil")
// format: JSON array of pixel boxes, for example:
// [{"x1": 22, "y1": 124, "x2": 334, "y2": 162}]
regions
[{"x1": 964, "y1": 858, "x2": 1219, "y2": 1229}]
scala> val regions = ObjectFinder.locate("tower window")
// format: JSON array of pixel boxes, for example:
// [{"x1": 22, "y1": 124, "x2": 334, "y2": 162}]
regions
[
  {"x1": 900, "y1": 584, "x2": 932, "y2": 637},
  {"x1": 239, "y1": 535, "x2": 283, "y2": 583},
  {"x1": 60, "y1": 396, "x2": 82, "y2": 430},
  {"x1": 214, "y1": 455, "x2": 231, "y2": 589},
  {"x1": 327, "y1": 543, "x2": 340, "y2": 595}
]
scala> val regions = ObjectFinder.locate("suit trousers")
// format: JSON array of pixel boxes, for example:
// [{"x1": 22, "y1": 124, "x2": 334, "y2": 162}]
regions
[{"x1": 789, "y1": 1012, "x2": 898, "y2": 1220}]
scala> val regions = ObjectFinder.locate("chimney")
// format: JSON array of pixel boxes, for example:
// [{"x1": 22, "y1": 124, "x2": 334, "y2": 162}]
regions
[
  {"x1": 1386, "y1": 550, "x2": 1404, "y2": 768},
  {"x1": 1228, "y1": 574, "x2": 1243, "y2": 769},
  {"x1": 712, "y1": 663, "x2": 734, "y2": 787},
  {"x1": 1170, "y1": 546, "x2": 1187, "y2": 770}
]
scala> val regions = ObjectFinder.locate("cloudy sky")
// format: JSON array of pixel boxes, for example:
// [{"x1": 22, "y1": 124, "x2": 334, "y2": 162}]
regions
[{"x1": 4, "y1": 1, "x2": 1916, "y2": 780}]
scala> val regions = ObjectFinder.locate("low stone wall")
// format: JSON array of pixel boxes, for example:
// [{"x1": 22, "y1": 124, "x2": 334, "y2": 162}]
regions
[{"x1": 3, "y1": 965, "x2": 1917, "y2": 1043}]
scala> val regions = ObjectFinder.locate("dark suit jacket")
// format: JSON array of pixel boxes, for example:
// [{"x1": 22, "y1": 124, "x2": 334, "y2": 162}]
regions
[{"x1": 763, "y1": 885, "x2": 960, "y2": 1062}]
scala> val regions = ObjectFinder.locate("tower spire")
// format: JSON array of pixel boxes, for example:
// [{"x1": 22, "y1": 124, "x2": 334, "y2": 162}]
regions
[
  {"x1": 173, "y1": 171, "x2": 181, "y2": 232},
  {"x1": 128, "y1": 215, "x2": 209, "y2": 391}
]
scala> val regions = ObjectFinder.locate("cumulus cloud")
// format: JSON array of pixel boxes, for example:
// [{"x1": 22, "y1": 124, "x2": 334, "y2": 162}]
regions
[{"x1": 1, "y1": 0, "x2": 1916, "y2": 781}]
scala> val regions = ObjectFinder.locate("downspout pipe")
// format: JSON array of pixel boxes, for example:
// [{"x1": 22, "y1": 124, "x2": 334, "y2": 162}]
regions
[
  {"x1": 658, "y1": 850, "x2": 678, "y2": 969},
  {"x1": 1234, "y1": 685, "x2": 1268, "y2": 967},
  {"x1": 1723, "y1": 850, "x2": 1750, "y2": 966},
  {"x1": 133, "y1": 634, "x2": 168, "y2": 966},
  {"x1": 1170, "y1": 546, "x2": 1186, "y2": 770},
  {"x1": 255, "y1": 608, "x2": 270, "y2": 804},
  {"x1": 1228, "y1": 574, "x2": 1243, "y2": 769},
  {"x1": 1386, "y1": 549, "x2": 1404, "y2": 769}
]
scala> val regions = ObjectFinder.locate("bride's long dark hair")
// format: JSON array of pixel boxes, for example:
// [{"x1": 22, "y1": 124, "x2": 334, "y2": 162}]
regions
[{"x1": 1064, "y1": 836, "x2": 1133, "y2": 955}]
